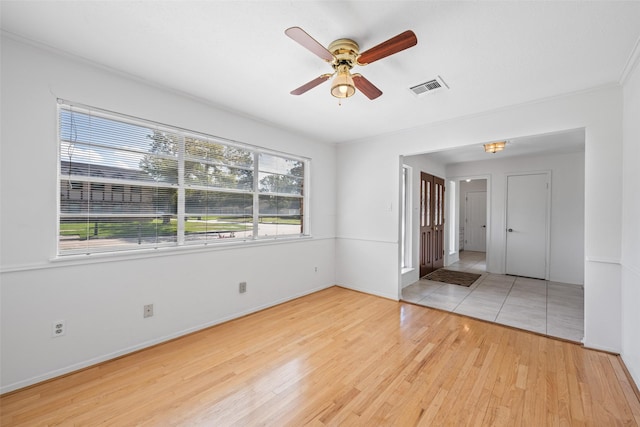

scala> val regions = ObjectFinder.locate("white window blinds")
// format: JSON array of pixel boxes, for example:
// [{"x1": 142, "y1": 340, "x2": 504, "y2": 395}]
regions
[{"x1": 58, "y1": 102, "x2": 307, "y2": 256}]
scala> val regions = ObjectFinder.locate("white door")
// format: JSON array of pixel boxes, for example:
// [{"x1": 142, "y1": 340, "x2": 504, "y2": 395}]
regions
[
  {"x1": 465, "y1": 191, "x2": 487, "y2": 252},
  {"x1": 505, "y1": 173, "x2": 549, "y2": 279}
]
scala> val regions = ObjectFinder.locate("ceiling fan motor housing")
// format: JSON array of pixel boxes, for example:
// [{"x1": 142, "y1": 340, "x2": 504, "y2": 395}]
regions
[{"x1": 328, "y1": 38, "x2": 360, "y2": 70}]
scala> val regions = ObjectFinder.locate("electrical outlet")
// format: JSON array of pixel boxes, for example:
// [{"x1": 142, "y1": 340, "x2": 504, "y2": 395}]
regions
[
  {"x1": 239, "y1": 282, "x2": 247, "y2": 293},
  {"x1": 143, "y1": 304, "x2": 154, "y2": 318},
  {"x1": 314, "y1": 266, "x2": 318, "y2": 272},
  {"x1": 52, "y1": 320, "x2": 65, "y2": 337}
]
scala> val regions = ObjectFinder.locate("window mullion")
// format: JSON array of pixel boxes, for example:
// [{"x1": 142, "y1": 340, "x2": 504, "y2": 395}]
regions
[
  {"x1": 252, "y1": 152, "x2": 259, "y2": 239},
  {"x1": 177, "y1": 134, "x2": 185, "y2": 245}
]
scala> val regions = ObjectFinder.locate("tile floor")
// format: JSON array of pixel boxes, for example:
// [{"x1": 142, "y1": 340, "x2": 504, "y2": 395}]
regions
[{"x1": 401, "y1": 251, "x2": 585, "y2": 342}]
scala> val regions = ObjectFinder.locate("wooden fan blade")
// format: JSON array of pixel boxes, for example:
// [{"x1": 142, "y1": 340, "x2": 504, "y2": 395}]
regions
[
  {"x1": 290, "y1": 74, "x2": 332, "y2": 95},
  {"x1": 285, "y1": 27, "x2": 334, "y2": 62},
  {"x1": 356, "y1": 30, "x2": 417, "y2": 65},
  {"x1": 353, "y1": 74, "x2": 383, "y2": 100}
]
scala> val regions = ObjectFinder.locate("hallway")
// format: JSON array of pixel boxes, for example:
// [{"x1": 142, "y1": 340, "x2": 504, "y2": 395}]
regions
[{"x1": 401, "y1": 251, "x2": 584, "y2": 342}]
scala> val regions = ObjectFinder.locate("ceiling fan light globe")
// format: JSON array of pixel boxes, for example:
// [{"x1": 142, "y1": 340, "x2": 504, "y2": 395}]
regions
[
  {"x1": 332, "y1": 84, "x2": 355, "y2": 98},
  {"x1": 331, "y1": 71, "x2": 356, "y2": 98}
]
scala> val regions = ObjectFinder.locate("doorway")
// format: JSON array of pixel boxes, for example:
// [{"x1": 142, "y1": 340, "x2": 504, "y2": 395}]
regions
[{"x1": 419, "y1": 172, "x2": 444, "y2": 277}]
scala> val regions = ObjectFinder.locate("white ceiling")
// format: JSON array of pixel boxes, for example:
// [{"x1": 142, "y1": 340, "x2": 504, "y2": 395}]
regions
[
  {"x1": 422, "y1": 128, "x2": 586, "y2": 166},
  {"x1": 2, "y1": 1, "x2": 639, "y2": 155}
]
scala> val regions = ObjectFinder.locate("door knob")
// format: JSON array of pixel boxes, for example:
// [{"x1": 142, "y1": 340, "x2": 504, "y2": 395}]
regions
[
  {"x1": 481, "y1": 225, "x2": 486, "y2": 228},
  {"x1": 508, "y1": 228, "x2": 513, "y2": 232}
]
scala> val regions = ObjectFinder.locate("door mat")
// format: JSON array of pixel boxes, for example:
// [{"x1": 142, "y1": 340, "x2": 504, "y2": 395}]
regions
[{"x1": 422, "y1": 269, "x2": 481, "y2": 287}]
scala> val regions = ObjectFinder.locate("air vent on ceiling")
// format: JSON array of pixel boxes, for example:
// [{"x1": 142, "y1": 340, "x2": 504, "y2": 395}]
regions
[{"x1": 410, "y1": 76, "x2": 449, "y2": 96}]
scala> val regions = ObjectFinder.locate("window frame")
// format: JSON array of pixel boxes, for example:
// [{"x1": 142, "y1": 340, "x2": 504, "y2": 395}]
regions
[
  {"x1": 401, "y1": 164, "x2": 412, "y2": 270},
  {"x1": 57, "y1": 100, "x2": 310, "y2": 257}
]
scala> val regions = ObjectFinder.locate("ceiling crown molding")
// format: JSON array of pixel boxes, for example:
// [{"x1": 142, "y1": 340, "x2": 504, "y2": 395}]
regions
[{"x1": 619, "y1": 35, "x2": 640, "y2": 85}]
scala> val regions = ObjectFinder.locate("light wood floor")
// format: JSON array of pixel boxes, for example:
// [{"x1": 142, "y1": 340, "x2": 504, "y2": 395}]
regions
[{"x1": 2, "y1": 287, "x2": 639, "y2": 426}]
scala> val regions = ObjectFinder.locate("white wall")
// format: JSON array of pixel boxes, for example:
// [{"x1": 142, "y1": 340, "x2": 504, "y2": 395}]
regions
[
  {"x1": 446, "y1": 150, "x2": 585, "y2": 285},
  {"x1": 0, "y1": 36, "x2": 337, "y2": 393},
  {"x1": 621, "y1": 56, "x2": 640, "y2": 387},
  {"x1": 336, "y1": 85, "x2": 623, "y2": 353}
]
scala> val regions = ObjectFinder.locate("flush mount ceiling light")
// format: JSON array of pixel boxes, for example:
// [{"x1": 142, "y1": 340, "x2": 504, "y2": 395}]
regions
[{"x1": 484, "y1": 141, "x2": 507, "y2": 154}]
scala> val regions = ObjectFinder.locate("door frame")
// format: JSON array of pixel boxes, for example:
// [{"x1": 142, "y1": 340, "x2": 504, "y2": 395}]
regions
[{"x1": 503, "y1": 170, "x2": 552, "y2": 280}]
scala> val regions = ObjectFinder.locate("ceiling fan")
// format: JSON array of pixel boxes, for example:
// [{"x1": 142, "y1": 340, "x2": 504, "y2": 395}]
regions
[{"x1": 285, "y1": 26, "x2": 418, "y2": 100}]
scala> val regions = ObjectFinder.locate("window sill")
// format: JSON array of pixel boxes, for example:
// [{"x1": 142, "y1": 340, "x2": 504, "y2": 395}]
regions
[{"x1": 46, "y1": 235, "x2": 316, "y2": 269}]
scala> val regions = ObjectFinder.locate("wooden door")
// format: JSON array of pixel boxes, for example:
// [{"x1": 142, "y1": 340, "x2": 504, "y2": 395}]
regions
[
  {"x1": 465, "y1": 191, "x2": 487, "y2": 252},
  {"x1": 420, "y1": 172, "x2": 445, "y2": 277},
  {"x1": 505, "y1": 173, "x2": 549, "y2": 279}
]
